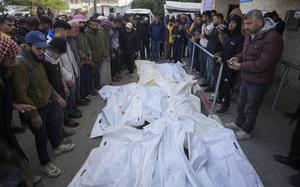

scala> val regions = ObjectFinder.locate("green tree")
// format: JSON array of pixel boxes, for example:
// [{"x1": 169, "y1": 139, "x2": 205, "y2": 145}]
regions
[
  {"x1": 131, "y1": 0, "x2": 201, "y2": 15},
  {"x1": 5, "y1": 0, "x2": 68, "y2": 10},
  {"x1": 0, "y1": 4, "x2": 8, "y2": 13}
]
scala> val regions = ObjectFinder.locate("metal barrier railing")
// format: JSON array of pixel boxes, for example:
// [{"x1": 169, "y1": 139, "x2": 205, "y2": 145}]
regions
[
  {"x1": 271, "y1": 61, "x2": 300, "y2": 110},
  {"x1": 189, "y1": 39, "x2": 224, "y2": 114},
  {"x1": 189, "y1": 39, "x2": 300, "y2": 113}
]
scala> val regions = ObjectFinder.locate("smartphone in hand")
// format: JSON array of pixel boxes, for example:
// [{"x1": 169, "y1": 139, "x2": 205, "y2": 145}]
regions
[{"x1": 227, "y1": 60, "x2": 233, "y2": 65}]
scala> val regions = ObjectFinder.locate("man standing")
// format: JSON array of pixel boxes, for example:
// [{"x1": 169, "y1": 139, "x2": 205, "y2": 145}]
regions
[
  {"x1": 149, "y1": 16, "x2": 165, "y2": 62},
  {"x1": 99, "y1": 19, "x2": 112, "y2": 87},
  {"x1": 140, "y1": 17, "x2": 150, "y2": 60},
  {"x1": 85, "y1": 18, "x2": 106, "y2": 89},
  {"x1": 11, "y1": 31, "x2": 74, "y2": 177},
  {"x1": 225, "y1": 9, "x2": 283, "y2": 140},
  {"x1": 72, "y1": 15, "x2": 94, "y2": 98},
  {"x1": 119, "y1": 22, "x2": 138, "y2": 77},
  {"x1": 215, "y1": 15, "x2": 244, "y2": 116}
]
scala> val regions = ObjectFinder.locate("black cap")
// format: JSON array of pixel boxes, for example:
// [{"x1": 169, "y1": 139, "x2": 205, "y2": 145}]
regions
[
  {"x1": 49, "y1": 37, "x2": 67, "y2": 53},
  {"x1": 53, "y1": 20, "x2": 71, "y2": 30}
]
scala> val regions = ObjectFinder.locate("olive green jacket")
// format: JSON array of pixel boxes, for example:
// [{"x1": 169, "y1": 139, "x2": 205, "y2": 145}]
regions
[
  {"x1": 11, "y1": 48, "x2": 52, "y2": 118},
  {"x1": 85, "y1": 27, "x2": 106, "y2": 63},
  {"x1": 75, "y1": 31, "x2": 92, "y2": 61}
]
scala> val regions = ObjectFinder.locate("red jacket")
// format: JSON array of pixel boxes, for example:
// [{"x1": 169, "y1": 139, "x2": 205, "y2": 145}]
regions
[{"x1": 236, "y1": 29, "x2": 283, "y2": 84}]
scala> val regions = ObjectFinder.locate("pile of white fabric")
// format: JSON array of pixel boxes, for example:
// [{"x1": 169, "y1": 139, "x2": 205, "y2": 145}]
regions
[{"x1": 69, "y1": 61, "x2": 264, "y2": 187}]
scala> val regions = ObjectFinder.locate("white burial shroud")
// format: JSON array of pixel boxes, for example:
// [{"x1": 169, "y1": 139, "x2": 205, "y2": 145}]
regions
[{"x1": 69, "y1": 60, "x2": 264, "y2": 187}]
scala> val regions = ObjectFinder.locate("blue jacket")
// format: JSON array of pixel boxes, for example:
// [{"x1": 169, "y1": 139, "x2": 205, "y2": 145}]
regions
[{"x1": 149, "y1": 23, "x2": 165, "y2": 41}]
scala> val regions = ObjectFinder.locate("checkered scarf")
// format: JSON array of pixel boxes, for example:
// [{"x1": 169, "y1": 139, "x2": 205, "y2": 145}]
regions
[{"x1": 0, "y1": 35, "x2": 21, "y2": 63}]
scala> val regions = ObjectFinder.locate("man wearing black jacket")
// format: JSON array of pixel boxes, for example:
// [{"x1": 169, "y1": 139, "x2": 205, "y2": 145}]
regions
[
  {"x1": 119, "y1": 22, "x2": 138, "y2": 77},
  {"x1": 215, "y1": 15, "x2": 244, "y2": 116},
  {"x1": 139, "y1": 17, "x2": 150, "y2": 60}
]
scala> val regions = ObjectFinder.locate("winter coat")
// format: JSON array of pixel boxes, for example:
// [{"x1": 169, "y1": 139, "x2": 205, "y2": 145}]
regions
[
  {"x1": 85, "y1": 27, "x2": 106, "y2": 62},
  {"x1": 207, "y1": 27, "x2": 222, "y2": 54},
  {"x1": 149, "y1": 23, "x2": 165, "y2": 41},
  {"x1": 236, "y1": 18, "x2": 284, "y2": 85},
  {"x1": 119, "y1": 30, "x2": 138, "y2": 55},
  {"x1": 173, "y1": 25, "x2": 185, "y2": 44},
  {"x1": 11, "y1": 48, "x2": 52, "y2": 118},
  {"x1": 74, "y1": 31, "x2": 92, "y2": 61},
  {"x1": 139, "y1": 22, "x2": 150, "y2": 41}
]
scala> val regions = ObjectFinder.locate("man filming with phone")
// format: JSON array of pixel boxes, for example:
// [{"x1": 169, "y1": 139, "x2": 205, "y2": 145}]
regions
[
  {"x1": 223, "y1": 9, "x2": 283, "y2": 140},
  {"x1": 213, "y1": 15, "x2": 244, "y2": 116}
]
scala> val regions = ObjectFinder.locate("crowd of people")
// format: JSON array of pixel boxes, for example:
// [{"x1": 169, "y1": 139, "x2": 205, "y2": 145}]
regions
[{"x1": 1, "y1": 4, "x2": 299, "y2": 186}]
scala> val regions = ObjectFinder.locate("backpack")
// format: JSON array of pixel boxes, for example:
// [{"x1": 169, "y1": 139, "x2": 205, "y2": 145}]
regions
[{"x1": 16, "y1": 55, "x2": 35, "y2": 82}]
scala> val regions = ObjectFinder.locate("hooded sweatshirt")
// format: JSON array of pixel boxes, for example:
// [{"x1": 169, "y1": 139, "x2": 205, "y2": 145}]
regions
[
  {"x1": 236, "y1": 17, "x2": 284, "y2": 84},
  {"x1": 44, "y1": 50, "x2": 65, "y2": 97}
]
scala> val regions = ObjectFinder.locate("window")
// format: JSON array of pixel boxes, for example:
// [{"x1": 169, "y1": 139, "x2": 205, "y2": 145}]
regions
[
  {"x1": 285, "y1": 10, "x2": 300, "y2": 31},
  {"x1": 109, "y1": 8, "x2": 114, "y2": 13}
]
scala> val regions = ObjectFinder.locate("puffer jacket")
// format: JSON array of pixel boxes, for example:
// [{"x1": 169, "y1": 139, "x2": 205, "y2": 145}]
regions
[{"x1": 237, "y1": 18, "x2": 284, "y2": 84}]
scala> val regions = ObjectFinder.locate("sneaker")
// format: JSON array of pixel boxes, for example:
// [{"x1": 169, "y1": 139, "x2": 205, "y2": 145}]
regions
[
  {"x1": 216, "y1": 107, "x2": 229, "y2": 116},
  {"x1": 81, "y1": 97, "x2": 91, "y2": 102},
  {"x1": 42, "y1": 162, "x2": 61, "y2": 178},
  {"x1": 33, "y1": 175, "x2": 42, "y2": 185},
  {"x1": 235, "y1": 130, "x2": 251, "y2": 140},
  {"x1": 216, "y1": 99, "x2": 223, "y2": 107},
  {"x1": 61, "y1": 138, "x2": 73, "y2": 145},
  {"x1": 224, "y1": 122, "x2": 241, "y2": 131},
  {"x1": 53, "y1": 143, "x2": 75, "y2": 156}
]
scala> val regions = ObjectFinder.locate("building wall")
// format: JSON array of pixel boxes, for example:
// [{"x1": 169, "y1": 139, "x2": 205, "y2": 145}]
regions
[
  {"x1": 213, "y1": 0, "x2": 239, "y2": 16},
  {"x1": 239, "y1": 0, "x2": 299, "y2": 18},
  {"x1": 240, "y1": 0, "x2": 300, "y2": 91}
]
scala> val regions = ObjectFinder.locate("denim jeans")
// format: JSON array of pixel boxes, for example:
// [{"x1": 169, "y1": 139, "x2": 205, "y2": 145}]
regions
[
  {"x1": 235, "y1": 81, "x2": 270, "y2": 133},
  {"x1": 204, "y1": 56, "x2": 214, "y2": 85},
  {"x1": 28, "y1": 102, "x2": 61, "y2": 165},
  {"x1": 151, "y1": 40, "x2": 160, "y2": 60},
  {"x1": 198, "y1": 50, "x2": 207, "y2": 77},
  {"x1": 188, "y1": 40, "x2": 194, "y2": 65},
  {"x1": 66, "y1": 84, "x2": 76, "y2": 115}
]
